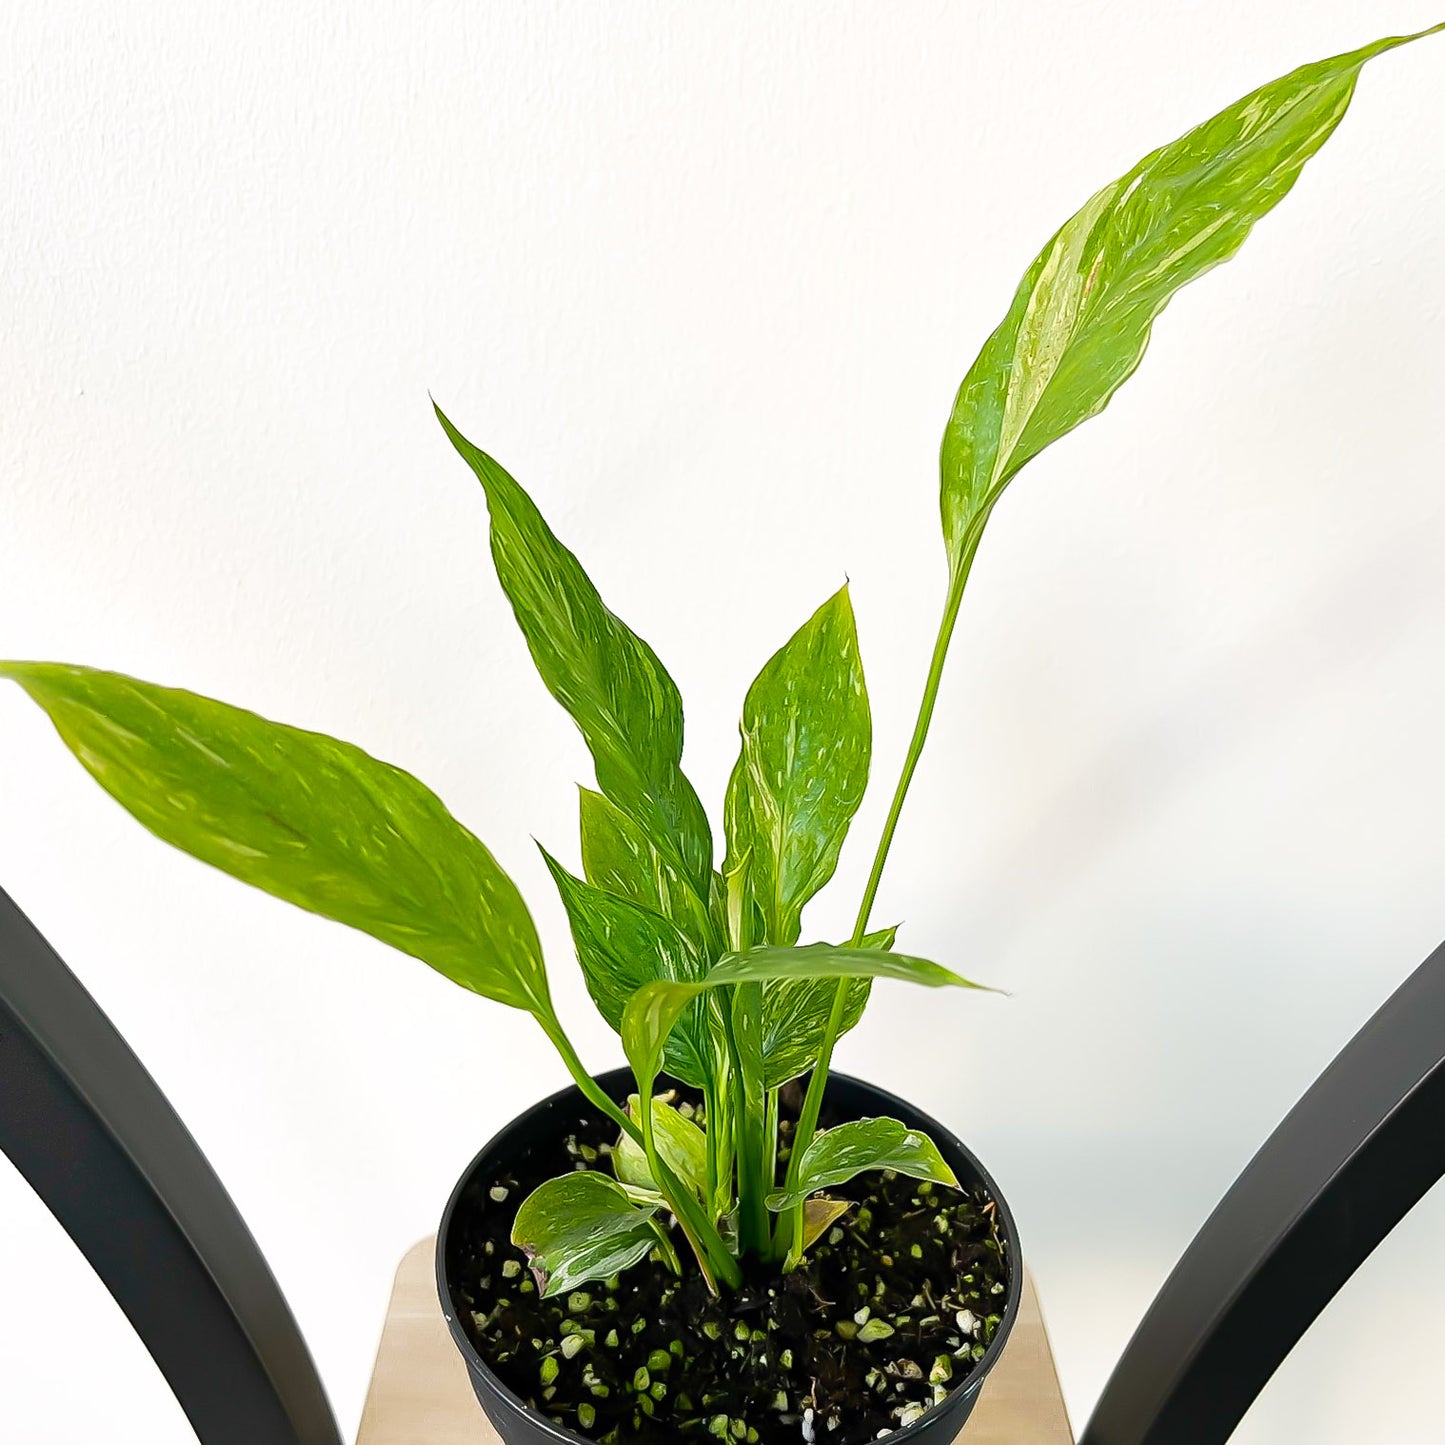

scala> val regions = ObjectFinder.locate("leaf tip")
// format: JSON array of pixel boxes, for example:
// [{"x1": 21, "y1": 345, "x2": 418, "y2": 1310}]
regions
[
  {"x1": 431, "y1": 399, "x2": 487, "y2": 473},
  {"x1": 0, "y1": 660, "x2": 59, "y2": 701},
  {"x1": 535, "y1": 840, "x2": 578, "y2": 888},
  {"x1": 510, "y1": 1239, "x2": 554, "y2": 1297}
]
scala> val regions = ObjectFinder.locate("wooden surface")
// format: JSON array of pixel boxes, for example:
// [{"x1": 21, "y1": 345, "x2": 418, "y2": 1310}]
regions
[{"x1": 358, "y1": 1239, "x2": 1073, "y2": 1445}]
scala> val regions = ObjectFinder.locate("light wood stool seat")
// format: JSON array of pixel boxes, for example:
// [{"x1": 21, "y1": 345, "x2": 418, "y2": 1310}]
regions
[{"x1": 357, "y1": 1239, "x2": 1074, "y2": 1444}]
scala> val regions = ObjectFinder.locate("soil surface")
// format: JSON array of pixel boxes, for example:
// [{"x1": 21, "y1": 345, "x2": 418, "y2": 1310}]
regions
[{"x1": 447, "y1": 1087, "x2": 1010, "y2": 1444}]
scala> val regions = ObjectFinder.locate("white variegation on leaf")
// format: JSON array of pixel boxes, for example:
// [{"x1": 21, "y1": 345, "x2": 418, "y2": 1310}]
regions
[
  {"x1": 767, "y1": 1118, "x2": 960, "y2": 1213},
  {"x1": 0, "y1": 662, "x2": 551, "y2": 1017},
  {"x1": 578, "y1": 785, "x2": 711, "y2": 949},
  {"x1": 541, "y1": 848, "x2": 719, "y2": 1087},
  {"x1": 436, "y1": 403, "x2": 714, "y2": 905},
  {"x1": 724, "y1": 585, "x2": 870, "y2": 947},
  {"x1": 621, "y1": 943, "x2": 989, "y2": 1102},
  {"x1": 759, "y1": 926, "x2": 897, "y2": 1089},
  {"x1": 939, "y1": 27, "x2": 1443, "y2": 579},
  {"x1": 612, "y1": 1095, "x2": 709, "y2": 1201},
  {"x1": 511, "y1": 1172, "x2": 665, "y2": 1298}
]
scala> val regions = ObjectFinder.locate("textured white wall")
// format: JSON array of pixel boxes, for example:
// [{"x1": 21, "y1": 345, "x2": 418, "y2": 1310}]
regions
[{"x1": 3, "y1": 3, "x2": 1444, "y2": 1441}]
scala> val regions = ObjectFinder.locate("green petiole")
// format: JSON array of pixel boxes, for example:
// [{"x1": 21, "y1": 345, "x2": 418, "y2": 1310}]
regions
[
  {"x1": 784, "y1": 529, "x2": 988, "y2": 1263},
  {"x1": 542, "y1": 1009, "x2": 741, "y2": 1290}
]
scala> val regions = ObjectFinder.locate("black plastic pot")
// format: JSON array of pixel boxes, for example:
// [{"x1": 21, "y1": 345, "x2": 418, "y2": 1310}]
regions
[{"x1": 437, "y1": 1069, "x2": 1022, "y2": 1445}]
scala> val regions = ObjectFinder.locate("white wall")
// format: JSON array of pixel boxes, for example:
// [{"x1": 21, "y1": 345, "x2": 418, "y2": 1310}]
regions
[{"x1": 3, "y1": 3, "x2": 1444, "y2": 1440}]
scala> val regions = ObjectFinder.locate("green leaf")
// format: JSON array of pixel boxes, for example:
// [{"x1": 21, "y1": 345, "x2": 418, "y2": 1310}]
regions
[
  {"x1": 711, "y1": 942, "x2": 986, "y2": 991},
  {"x1": 726, "y1": 973, "x2": 773, "y2": 1255},
  {"x1": 578, "y1": 786, "x2": 713, "y2": 950},
  {"x1": 0, "y1": 662, "x2": 550, "y2": 1014},
  {"x1": 723, "y1": 586, "x2": 870, "y2": 945},
  {"x1": 612, "y1": 1095, "x2": 709, "y2": 1201},
  {"x1": 578, "y1": 785, "x2": 676, "y2": 913},
  {"x1": 511, "y1": 1172, "x2": 664, "y2": 1297},
  {"x1": 859, "y1": 925, "x2": 899, "y2": 949},
  {"x1": 939, "y1": 25, "x2": 1443, "y2": 578},
  {"x1": 622, "y1": 940, "x2": 988, "y2": 1090},
  {"x1": 541, "y1": 848, "x2": 716, "y2": 1086},
  {"x1": 621, "y1": 980, "x2": 701, "y2": 1099},
  {"x1": 436, "y1": 403, "x2": 713, "y2": 899},
  {"x1": 758, "y1": 925, "x2": 897, "y2": 1089},
  {"x1": 766, "y1": 1117, "x2": 959, "y2": 1212}
]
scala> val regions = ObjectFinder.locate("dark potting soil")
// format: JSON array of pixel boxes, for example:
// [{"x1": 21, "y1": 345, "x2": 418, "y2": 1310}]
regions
[{"x1": 448, "y1": 1089, "x2": 1010, "y2": 1444}]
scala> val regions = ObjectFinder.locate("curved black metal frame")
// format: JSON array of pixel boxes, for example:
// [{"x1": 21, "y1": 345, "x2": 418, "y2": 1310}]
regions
[
  {"x1": 5, "y1": 861, "x2": 1444, "y2": 1445},
  {"x1": 1081, "y1": 937, "x2": 1445, "y2": 1445},
  {"x1": 0, "y1": 885, "x2": 341, "y2": 1445}
]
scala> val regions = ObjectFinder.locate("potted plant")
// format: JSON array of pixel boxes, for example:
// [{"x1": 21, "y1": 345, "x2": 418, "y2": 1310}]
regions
[{"x1": 2, "y1": 25, "x2": 1438, "y2": 1445}]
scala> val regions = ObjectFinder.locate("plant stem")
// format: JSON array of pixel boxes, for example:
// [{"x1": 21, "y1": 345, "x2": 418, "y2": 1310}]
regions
[
  {"x1": 710, "y1": 1062, "x2": 736, "y2": 1222},
  {"x1": 540, "y1": 1012, "x2": 643, "y2": 1145},
  {"x1": 658, "y1": 1154, "x2": 742, "y2": 1291},
  {"x1": 649, "y1": 1218, "x2": 683, "y2": 1277},
  {"x1": 764, "y1": 1086, "x2": 780, "y2": 1189},
  {"x1": 539, "y1": 1010, "x2": 742, "y2": 1290},
  {"x1": 762, "y1": 1086, "x2": 782, "y2": 1261},
  {"x1": 702, "y1": 1079, "x2": 720, "y2": 1211},
  {"x1": 783, "y1": 534, "x2": 985, "y2": 1261},
  {"x1": 721, "y1": 992, "x2": 770, "y2": 1256},
  {"x1": 638, "y1": 1087, "x2": 717, "y2": 1293},
  {"x1": 851, "y1": 557, "x2": 971, "y2": 947}
]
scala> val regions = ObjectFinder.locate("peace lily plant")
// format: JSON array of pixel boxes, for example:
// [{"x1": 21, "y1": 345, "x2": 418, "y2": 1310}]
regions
[{"x1": 3, "y1": 26, "x2": 1439, "y2": 1441}]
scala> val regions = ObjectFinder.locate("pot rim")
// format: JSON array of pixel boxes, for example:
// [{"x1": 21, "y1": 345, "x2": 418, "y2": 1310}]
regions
[{"x1": 436, "y1": 1068, "x2": 1023, "y2": 1445}]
